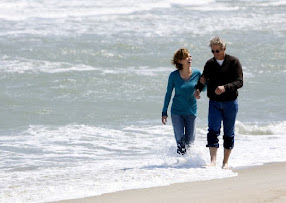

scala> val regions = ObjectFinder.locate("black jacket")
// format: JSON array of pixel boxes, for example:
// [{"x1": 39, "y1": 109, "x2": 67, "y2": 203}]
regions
[{"x1": 197, "y1": 54, "x2": 243, "y2": 101}]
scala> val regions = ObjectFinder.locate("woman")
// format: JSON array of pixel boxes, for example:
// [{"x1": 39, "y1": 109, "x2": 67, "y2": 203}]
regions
[{"x1": 162, "y1": 48, "x2": 202, "y2": 155}]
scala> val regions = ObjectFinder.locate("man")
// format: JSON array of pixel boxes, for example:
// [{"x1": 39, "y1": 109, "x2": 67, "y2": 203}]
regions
[{"x1": 195, "y1": 37, "x2": 243, "y2": 169}]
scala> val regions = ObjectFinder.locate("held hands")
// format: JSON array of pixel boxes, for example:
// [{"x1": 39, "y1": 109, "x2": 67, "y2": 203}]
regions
[
  {"x1": 194, "y1": 76, "x2": 205, "y2": 100},
  {"x1": 194, "y1": 89, "x2": 201, "y2": 99},
  {"x1": 162, "y1": 116, "x2": 168, "y2": 125},
  {"x1": 215, "y1": 86, "x2": 226, "y2": 95}
]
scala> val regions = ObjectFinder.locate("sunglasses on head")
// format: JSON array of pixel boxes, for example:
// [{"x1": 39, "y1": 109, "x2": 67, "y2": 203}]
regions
[{"x1": 211, "y1": 49, "x2": 220, "y2": 53}]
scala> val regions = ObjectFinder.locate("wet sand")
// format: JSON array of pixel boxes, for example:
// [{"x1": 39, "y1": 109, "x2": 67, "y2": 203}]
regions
[{"x1": 53, "y1": 162, "x2": 286, "y2": 203}]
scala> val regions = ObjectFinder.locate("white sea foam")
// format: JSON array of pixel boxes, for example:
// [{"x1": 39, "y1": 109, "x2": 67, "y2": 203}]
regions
[
  {"x1": 101, "y1": 66, "x2": 171, "y2": 76},
  {"x1": 0, "y1": 59, "x2": 256, "y2": 79},
  {"x1": 0, "y1": 0, "x2": 284, "y2": 38},
  {"x1": 0, "y1": 57, "x2": 170, "y2": 75},
  {"x1": 0, "y1": 124, "x2": 230, "y2": 202},
  {"x1": 260, "y1": 1, "x2": 286, "y2": 6},
  {"x1": 0, "y1": 0, "x2": 216, "y2": 21},
  {"x1": 0, "y1": 58, "x2": 98, "y2": 73},
  {"x1": 1, "y1": 121, "x2": 286, "y2": 202},
  {"x1": 0, "y1": 0, "x2": 283, "y2": 34}
]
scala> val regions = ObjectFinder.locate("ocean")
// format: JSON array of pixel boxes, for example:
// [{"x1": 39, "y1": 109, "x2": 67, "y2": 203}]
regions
[{"x1": 1, "y1": 0, "x2": 286, "y2": 202}]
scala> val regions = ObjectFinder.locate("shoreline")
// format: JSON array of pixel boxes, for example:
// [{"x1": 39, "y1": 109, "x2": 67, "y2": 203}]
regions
[{"x1": 52, "y1": 162, "x2": 286, "y2": 203}]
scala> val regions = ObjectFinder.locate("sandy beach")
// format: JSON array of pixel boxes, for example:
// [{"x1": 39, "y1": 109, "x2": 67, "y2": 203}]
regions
[{"x1": 53, "y1": 162, "x2": 286, "y2": 203}]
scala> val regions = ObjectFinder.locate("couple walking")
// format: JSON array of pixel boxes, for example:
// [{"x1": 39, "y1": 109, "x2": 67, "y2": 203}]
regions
[{"x1": 162, "y1": 37, "x2": 243, "y2": 169}]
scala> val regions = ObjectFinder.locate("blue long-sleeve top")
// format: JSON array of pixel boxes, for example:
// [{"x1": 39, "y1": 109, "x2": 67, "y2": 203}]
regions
[{"x1": 162, "y1": 68, "x2": 202, "y2": 117}]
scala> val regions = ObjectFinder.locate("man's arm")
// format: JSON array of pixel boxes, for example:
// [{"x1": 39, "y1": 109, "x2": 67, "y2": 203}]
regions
[{"x1": 224, "y1": 59, "x2": 243, "y2": 92}]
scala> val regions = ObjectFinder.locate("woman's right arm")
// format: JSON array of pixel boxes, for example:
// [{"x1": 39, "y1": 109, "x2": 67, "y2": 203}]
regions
[{"x1": 162, "y1": 73, "x2": 174, "y2": 124}]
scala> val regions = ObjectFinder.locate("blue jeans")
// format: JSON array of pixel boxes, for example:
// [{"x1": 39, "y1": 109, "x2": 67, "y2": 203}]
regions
[
  {"x1": 171, "y1": 114, "x2": 196, "y2": 154},
  {"x1": 207, "y1": 99, "x2": 238, "y2": 149}
]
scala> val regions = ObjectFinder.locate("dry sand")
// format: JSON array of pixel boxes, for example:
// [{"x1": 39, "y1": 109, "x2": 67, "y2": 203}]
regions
[{"x1": 53, "y1": 162, "x2": 286, "y2": 203}]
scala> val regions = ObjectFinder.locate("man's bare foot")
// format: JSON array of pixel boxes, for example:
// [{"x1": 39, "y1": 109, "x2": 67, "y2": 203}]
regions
[
  {"x1": 222, "y1": 163, "x2": 232, "y2": 170},
  {"x1": 204, "y1": 162, "x2": 216, "y2": 168}
]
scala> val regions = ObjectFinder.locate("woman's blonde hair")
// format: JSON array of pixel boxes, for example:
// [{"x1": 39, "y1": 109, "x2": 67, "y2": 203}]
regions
[
  {"x1": 209, "y1": 36, "x2": 226, "y2": 50},
  {"x1": 171, "y1": 48, "x2": 189, "y2": 70}
]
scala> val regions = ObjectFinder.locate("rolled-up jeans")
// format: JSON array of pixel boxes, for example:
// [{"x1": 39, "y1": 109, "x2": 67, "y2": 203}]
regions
[
  {"x1": 206, "y1": 99, "x2": 238, "y2": 149},
  {"x1": 171, "y1": 114, "x2": 196, "y2": 154}
]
